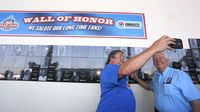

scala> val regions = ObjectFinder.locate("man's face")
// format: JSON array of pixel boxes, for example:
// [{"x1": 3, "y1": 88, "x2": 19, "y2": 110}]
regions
[
  {"x1": 110, "y1": 52, "x2": 125, "y2": 65},
  {"x1": 153, "y1": 52, "x2": 169, "y2": 72}
]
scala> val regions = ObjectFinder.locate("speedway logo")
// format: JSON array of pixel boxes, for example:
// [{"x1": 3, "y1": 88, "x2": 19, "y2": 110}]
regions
[
  {"x1": 116, "y1": 20, "x2": 142, "y2": 29},
  {"x1": 0, "y1": 16, "x2": 19, "y2": 31}
]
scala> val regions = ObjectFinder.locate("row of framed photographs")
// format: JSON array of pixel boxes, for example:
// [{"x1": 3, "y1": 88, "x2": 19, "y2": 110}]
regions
[{"x1": 0, "y1": 38, "x2": 200, "y2": 84}]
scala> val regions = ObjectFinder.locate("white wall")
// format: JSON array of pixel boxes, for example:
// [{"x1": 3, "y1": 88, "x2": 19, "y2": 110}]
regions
[
  {"x1": 0, "y1": 81, "x2": 154, "y2": 112},
  {"x1": 1, "y1": 0, "x2": 200, "y2": 112},
  {"x1": 0, "y1": 81, "x2": 101, "y2": 112},
  {"x1": 0, "y1": 81, "x2": 199, "y2": 112},
  {"x1": 0, "y1": 0, "x2": 200, "y2": 48}
]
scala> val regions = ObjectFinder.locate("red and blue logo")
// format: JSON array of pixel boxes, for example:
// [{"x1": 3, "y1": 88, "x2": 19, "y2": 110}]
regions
[{"x1": 0, "y1": 16, "x2": 19, "y2": 31}]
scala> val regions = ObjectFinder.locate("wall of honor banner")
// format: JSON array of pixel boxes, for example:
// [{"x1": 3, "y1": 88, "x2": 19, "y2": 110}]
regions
[
  {"x1": 0, "y1": 38, "x2": 200, "y2": 84},
  {"x1": 0, "y1": 11, "x2": 146, "y2": 39}
]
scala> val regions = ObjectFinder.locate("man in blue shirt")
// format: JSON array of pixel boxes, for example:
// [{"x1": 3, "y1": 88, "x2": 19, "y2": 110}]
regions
[
  {"x1": 133, "y1": 52, "x2": 200, "y2": 112},
  {"x1": 96, "y1": 36, "x2": 175, "y2": 112}
]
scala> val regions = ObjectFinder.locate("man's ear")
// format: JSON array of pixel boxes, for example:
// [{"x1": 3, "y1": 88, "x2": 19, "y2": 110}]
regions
[
  {"x1": 109, "y1": 57, "x2": 115, "y2": 64},
  {"x1": 166, "y1": 58, "x2": 169, "y2": 65}
]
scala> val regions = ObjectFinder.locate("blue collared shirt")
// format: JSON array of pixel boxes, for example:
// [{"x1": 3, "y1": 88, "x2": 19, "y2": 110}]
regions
[
  {"x1": 96, "y1": 64, "x2": 136, "y2": 112},
  {"x1": 149, "y1": 67, "x2": 200, "y2": 112}
]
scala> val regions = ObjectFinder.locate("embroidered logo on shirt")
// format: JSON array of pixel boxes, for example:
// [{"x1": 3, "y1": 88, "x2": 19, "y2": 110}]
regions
[{"x1": 164, "y1": 77, "x2": 172, "y2": 84}]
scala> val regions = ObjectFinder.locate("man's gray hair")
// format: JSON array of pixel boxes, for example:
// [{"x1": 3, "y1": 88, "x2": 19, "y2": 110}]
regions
[
  {"x1": 163, "y1": 50, "x2": 169, "y2": 59},
  {"x1": 152, "y1": 50, "x2": 169, "y2": 59}
]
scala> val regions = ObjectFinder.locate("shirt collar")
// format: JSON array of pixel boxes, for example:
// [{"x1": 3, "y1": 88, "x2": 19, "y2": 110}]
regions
[{"x1": 162, "y1": 67, "x2": 170, "y2": 77}]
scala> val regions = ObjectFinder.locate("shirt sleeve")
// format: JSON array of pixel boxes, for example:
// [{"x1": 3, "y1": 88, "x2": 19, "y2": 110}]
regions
[
  {"x1": 178, "y1": 71, "x2": 200, "y2": 101},
  {"x1": 149, "y1": 82, "x2": 153, "y2": 91},
  {"x1": 149, "y1": 72, "x2": 157, "y2": 91}
]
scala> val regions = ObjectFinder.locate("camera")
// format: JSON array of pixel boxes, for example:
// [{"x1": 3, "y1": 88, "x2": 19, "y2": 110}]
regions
[{"x1": 169, "y1": 38, "x2": 183, "y2": 49}]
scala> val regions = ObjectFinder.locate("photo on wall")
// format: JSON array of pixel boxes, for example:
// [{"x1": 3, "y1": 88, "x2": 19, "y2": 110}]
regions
[{"x1": 0, "y1": 39, "x2": 200, "y2": 84}]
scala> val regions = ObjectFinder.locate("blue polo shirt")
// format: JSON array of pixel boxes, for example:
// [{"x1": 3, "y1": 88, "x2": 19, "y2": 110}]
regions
[
  {"x1": 96, "y1": 64, "x2": 136, "y2": 112},
  {"x1": 149, "y1": 67, "x2": 200, "y2": 112}
]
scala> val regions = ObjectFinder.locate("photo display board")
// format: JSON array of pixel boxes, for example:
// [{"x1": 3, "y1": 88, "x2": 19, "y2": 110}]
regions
[{"x1": 0, "y1": 38, "x2": 199, "y2": 84}]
